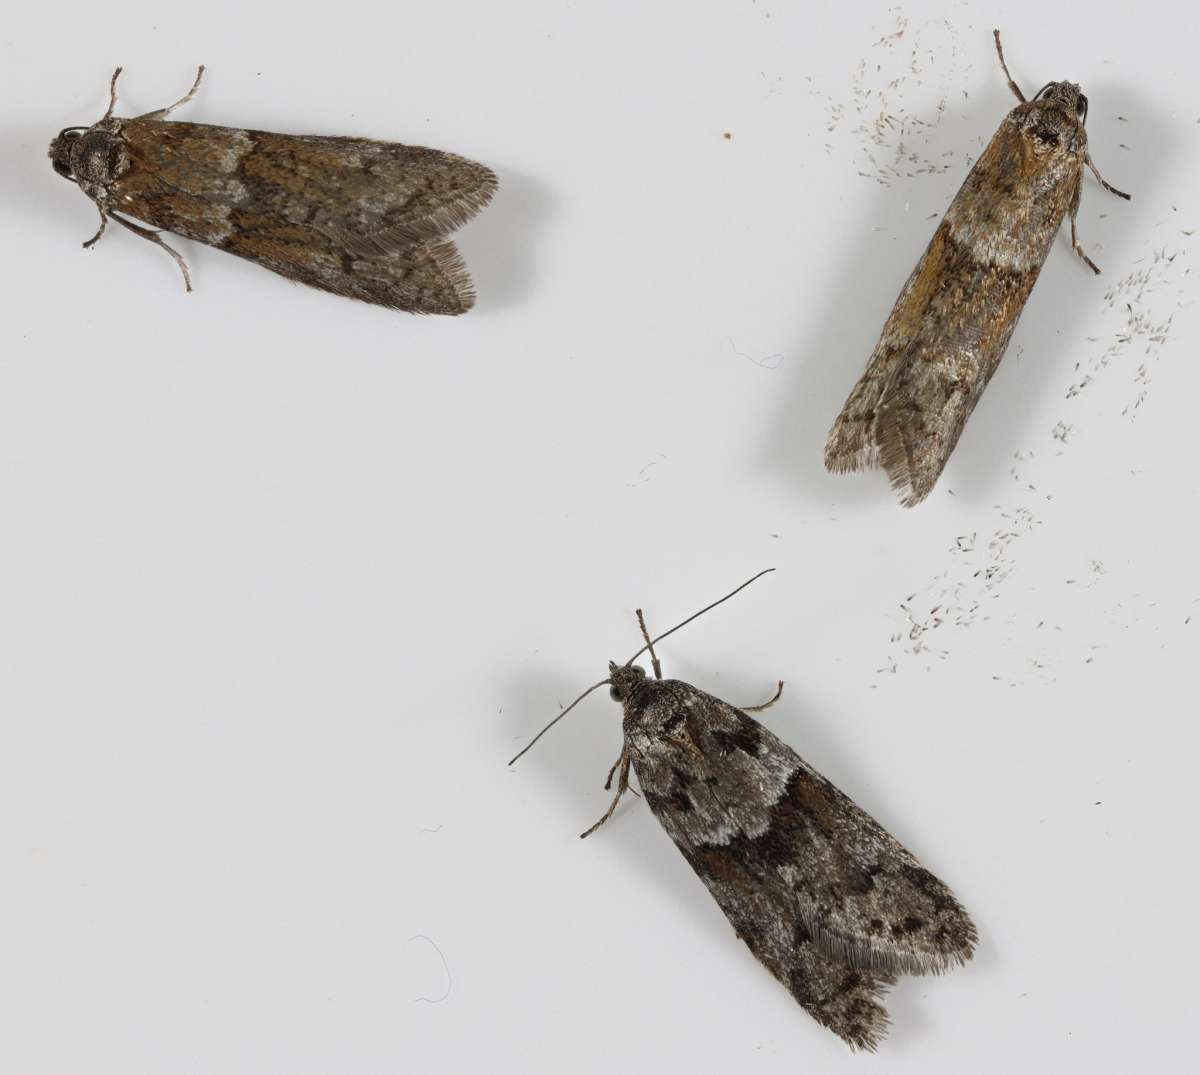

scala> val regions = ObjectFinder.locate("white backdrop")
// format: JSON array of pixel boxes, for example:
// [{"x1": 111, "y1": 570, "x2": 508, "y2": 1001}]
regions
[{"x1": 2, "y1": 2, "x2": 1196, "y2": 1071}]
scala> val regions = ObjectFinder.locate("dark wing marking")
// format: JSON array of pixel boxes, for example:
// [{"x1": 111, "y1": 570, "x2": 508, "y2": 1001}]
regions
[
  {"x1": 626, "y1": 680, "x2": 975, "y2": 1047},
  {"x1": 112, "y1": 121, "x2": 495, "y2": 313}
]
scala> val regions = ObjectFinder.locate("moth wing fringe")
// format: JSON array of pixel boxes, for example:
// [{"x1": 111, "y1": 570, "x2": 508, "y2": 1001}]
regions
[
  {"x1": 875, "y1": 411, "x2": 926, "y2": 507},
  {"x1": 737, "y1": 905, "x2": 897, "y2": 1050},
  {"x1": 807, "y1": 958, "x2": 896, "y2": 1051},
  {"x1": 336, "y1": 168, "x2": 498, "y2": 252},
  {"x1": 395, "y1": 239, "x2": 477, "y2": 315},
  {"x1": 846, "y1": 979, "x2": 893, "y2": 1053},
  {"x1": 800, "y1": 907, "x2": 974, "y2": 978},
  {"x1": 823, "y1": 436, "x2": 881, "y2": 476},
  {"x1": 315, "y1": 171, "x2": 496, "y2": 259},
  {"x1": 823, "y1": 346, "x2": 904, "y2": 478},
  {"x1": 383, "y1": 167, "x2": 498, "y2": 244}
]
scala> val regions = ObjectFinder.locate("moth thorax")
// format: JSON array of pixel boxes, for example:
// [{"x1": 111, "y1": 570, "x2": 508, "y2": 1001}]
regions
[
  {"x1": 63, "y1": 128, "x2": 128, "y2": 197},
  {"x1": 1020, "y1": 99, "x2": 1087, "y2": 157}
]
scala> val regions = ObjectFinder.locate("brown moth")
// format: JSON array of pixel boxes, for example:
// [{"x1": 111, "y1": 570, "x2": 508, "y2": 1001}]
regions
[
  {"x1": 824, "y1": 31, "x2": 1130, "y2": 506},
  {"x1": 48, "y1": 68, "x2": 497, "y2": 315}
]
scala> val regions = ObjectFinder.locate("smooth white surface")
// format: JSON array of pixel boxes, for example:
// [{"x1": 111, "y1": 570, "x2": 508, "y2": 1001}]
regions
[{"x1": 2, "y1": 2, "x2": 1197, "y2": 1071}]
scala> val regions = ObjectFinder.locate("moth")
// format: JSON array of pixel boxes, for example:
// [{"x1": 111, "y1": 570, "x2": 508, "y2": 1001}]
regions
[
  {"x1": 511, "y1": 571, "x2": 977, "y2": 1050},
  {"x1": 48, "y1": 68, "x2": 497, "y2": 314},
  {"x1": 825, "y1": 31, "x2": 1131, "y2": 506}
]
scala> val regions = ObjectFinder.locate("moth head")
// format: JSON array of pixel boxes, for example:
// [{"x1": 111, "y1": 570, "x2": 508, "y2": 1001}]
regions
[
  {"x1": 48, "y1": 128, "x2": 85, "y2": 181},
  {"x1": 1033, "y1": 81, "x2": 1089, "y2": 124},
  {"x1": 607, "y1": 662, "x2": 647, "y2": 702}
]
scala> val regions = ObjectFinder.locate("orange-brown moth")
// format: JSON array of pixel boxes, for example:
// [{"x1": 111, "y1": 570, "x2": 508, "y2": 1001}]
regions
[
  {"x1": 825, "y1": 31, "x2": 1131, "y2": 506},
  {"x1": 49, "y1": 68, "x2": 496, "y2": 315}
]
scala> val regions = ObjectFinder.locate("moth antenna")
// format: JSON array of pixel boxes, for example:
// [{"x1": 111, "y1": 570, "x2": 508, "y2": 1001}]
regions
[
  {"x1": 102, "y1": 67, "x2": 124, "y2": 122},
  {"x1": 992, "y1": 30, "x2": 1026, "y2": 102},
  {"x1": 624, "y1": 568, "x2": 776, "y2": 667},
  {"x1": 508, "y1": 678, "x2": 611, "y2": 766},
  {"x1": 635, "y1": 609, "x2": 662, "y2": 680}
]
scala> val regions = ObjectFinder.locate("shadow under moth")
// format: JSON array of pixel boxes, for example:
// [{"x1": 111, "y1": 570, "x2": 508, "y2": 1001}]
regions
[
  {"x1": 825, "y1": 31, "x2": 1131, "y2": 506},
  {"x1": 511, "y1": 571, "x2": 976, "y2": 1050},
  {"x1": 49, "y1": 68, "x2": 497, "y2": 314}
]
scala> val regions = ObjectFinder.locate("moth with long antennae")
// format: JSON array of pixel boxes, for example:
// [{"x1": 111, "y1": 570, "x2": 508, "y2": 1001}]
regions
[{"x1": 511, "y1": 571, "x2": 976, "y2": 1050}]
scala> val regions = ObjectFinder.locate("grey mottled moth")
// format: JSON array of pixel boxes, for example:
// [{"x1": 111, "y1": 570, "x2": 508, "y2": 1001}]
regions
[
  {"x1": 49, "y1": 67, "x2": 497, "y2": 314},
  {"x1": 825, "y1": 31, "x2": 1130, "y2": 505},
  {"x1": 511, "y1": 571, "x2": 976, "y2": 1050}
]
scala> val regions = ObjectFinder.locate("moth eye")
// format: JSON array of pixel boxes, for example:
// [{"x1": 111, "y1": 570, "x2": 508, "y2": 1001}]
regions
[
  {"x1": 609, "y1": 686, "x2": 622, "y2": 701},
  {"x1": 1076, "y1": 94, "x2": 1089, "y2": 122}
]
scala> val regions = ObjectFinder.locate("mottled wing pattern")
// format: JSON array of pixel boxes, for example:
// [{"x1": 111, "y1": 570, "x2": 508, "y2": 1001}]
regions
[
  {"x1": 677, "y1": 850, "x2": 897, "y2": 1051},
  {"x1": 624, "y1": 679, "x2": 975, "y2": 1049},
  {"x1": 114, "y1": 121, "x2": 497, "y2": 314},
  {"x1": 825, "y1": 109, "x2": 1080, "y2": 505},
  {"x1": 872, "y1": 221, "x2": 1037, "y2": 506},
  {"x1": 821, "y1": 252, "x2": 931, "y2": 476}
]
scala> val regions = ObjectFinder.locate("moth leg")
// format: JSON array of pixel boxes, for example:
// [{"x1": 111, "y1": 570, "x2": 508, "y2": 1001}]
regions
[
  {"x1": 606, "y1": 755, "x2": 640, "y2": 799},
  {"x1": 635, "y1": 609, "x2": 663, "y2": 680},
  {"x1": 81, "y1": 206, "x2": 107, "y2": 249},
  {"x1": 1070, "y1": 219, "x2": 1100, "y2": 274},
  {"x1": 1086, "y1": 153, "x2": 1132, "y2": 201},
  {"x1": 1066, "y1": 174, "x2": 1102, "y2": 275},
  {"x1": 108, "y1": 212, "x2": 194, "y2": 292},
  {"x1": 739, "y1": 680, "x2": 785, "y2": 713},
  {"x1": 992, "y1": 30, "x2": 1026, "y2": 102},
  {"x1": 135, "y1": 65, "x2": 206, "y2": 122},
  {"x1": 602, "y1": 746, "x2": 628, "y2": 790},
  {"x1": 101, "y1": 67, "x2": 123, "y2": 122},
  {"x1": 1069, "y1": 210, "x2": 1102, "y2": 276},
  {"x1": 580, "y1": 752, "x2": 632, "y2": 839}
]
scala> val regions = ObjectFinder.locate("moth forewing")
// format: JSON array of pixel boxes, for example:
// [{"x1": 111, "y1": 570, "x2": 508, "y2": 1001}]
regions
[
  {"x1": 617, "y1": 674, "x2": 975, "y2": 1049},
  {"x1": 49, "y1": 68, "x2": 497, "y2": 314}
]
